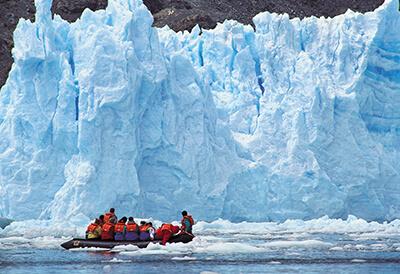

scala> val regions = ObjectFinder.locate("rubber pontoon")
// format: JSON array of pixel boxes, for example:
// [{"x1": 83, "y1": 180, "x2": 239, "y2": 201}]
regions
[{"x1": 61, "y1": 233, "x2": 194, "y2": 250}]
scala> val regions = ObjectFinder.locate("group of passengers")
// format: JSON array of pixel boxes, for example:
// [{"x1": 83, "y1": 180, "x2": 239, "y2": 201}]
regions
[{"x1": 86, "y1": 208, "x2": 194, "y2": 245}]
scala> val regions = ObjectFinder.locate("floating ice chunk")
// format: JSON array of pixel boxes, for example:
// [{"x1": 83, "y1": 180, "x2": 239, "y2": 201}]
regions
[
  {"x1": 102, "y1": 258, "x2": 132, "y2": 263},
  {"x1": 195, "y1": 242, "x2": 266, "y2": 254},
  {"x1": 112, "y1": 244, "x2": 140, "y2": 252},
  {"x1": 369, "y1": 243, "x2": 388, "y2": 250},
  {"x1": 355, "y1": 244, "x2": 367, "y2": 250},
  {"x1": 262, "y1": 240, "x2": 333, "y2": 249},
  {"x1": 103, "y1": 265, "x2": 112, "y2": 272},
  {"x1": 329, "y1": 246, "x2": 344, "y2": 251},
  {"x1": 0, "y1": 236, "x2": 66, "y2": 250},
  {"x1": 171, "y1": 256, "x2": 197, "y2": 261},
  {"x1": 0, "y1": 220, "x2": 84, "y2": 238},
  {"x1": 351, "y1": 259, "x2": 367, "y2": 263}
]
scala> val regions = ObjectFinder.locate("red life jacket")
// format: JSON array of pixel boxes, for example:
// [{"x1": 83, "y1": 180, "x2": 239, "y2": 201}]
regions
[
  {"x1": 160, "y1": 223, "x2": 173, "y2": 232},
  {"x1": 104, "y1": 212, "x2": 115, "y2": 223},
  {"x1": 139, "y1": 224, "x2": 151, "y2": 232},
  {"x1": 86, "y1": 223, "x2": 99, "y2": 233},
  {"x1": 102, "y1": 222, "x2": 114, "y2": 233},
  {"x1": 126, "y1": 223, "x2": 138, "y2": 232},
  {"x1": 115, "y1": 222, "x2": 125, "y2": 233},
  {"x1": 101, "y1": 222, "x2": 114, "y2": 240}
]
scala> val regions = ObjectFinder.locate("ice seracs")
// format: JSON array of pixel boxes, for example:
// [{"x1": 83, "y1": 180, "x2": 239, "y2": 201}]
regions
[{"x1": 0, "y1": 0, "x2": 399, "y2": 222}]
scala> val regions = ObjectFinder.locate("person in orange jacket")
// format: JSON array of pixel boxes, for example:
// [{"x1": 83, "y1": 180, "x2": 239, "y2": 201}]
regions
[
  {"x1": 180, "y1": 210, "x2": 194, "y2": 234},
  {"x1": 114, "y1": 217, "x2": 127, "y2": 241},
  {"x1": 155, "y1": 223, "x2": 180, "y2": 245},
  {"x1": 104, "y1": 208, "x2": 117, "y2": 224},
  {"x1": 101, "y1": 219, "x2": 115, "y2": 240},
  {"x1": 86, "y1": 218, "x2": 102, "y2": 240},
  {"x1": 125, "y1": 217, "x2": 140, "y2": 241}
]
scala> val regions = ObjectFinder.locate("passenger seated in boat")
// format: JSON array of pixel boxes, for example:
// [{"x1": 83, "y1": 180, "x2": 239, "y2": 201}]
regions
[
  {"x1": 155, "y1": 223, "x2": 180, "y2": 245},
  {"x1": 139, "y1": 221, "x2": 152, "y2": 241},
  {"x1": 104, "y1": 208, "x2": 117, "y2": 224},
  {"x1": 147, "y1": 222, "x2": 156, "y2": 240},
  {"x1": 181, "y1": 210, "x2": 194, "y2": 234},
  {"x1": 98, "y1": 215, "x2": 105, "y2": 226},
  {"x1": 125, "y1": 217, "x2": 139, "y2": 241},
  {"x1": 114, "y1": 217, "x2": 127, "y2": 241},
  {"x1": 101, "y1": 218, "x2": 115, "y2": 240},
  {"x1": 85, "y1": 218, "x2": 102, "y2": 240}
]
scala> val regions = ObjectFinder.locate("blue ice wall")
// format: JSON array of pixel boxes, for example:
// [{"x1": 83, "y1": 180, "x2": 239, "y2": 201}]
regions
[{"x1": 0, "y1": 0, "x2": 399, "y2": 222}]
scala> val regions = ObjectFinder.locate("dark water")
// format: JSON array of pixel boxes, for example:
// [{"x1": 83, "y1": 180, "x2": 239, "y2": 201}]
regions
[{"x1": 1, "y1": 246, "x2": 400, "y2": 273}]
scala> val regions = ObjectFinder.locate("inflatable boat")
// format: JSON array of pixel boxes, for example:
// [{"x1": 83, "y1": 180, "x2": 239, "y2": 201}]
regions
[{"x1": 61, "y1": 233, "x2": 194, "y2": 250}]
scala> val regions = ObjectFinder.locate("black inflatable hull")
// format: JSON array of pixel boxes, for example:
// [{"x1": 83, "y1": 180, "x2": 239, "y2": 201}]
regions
[{"x1": 61, "y1": 234, "x2": 194, "y2": 250}]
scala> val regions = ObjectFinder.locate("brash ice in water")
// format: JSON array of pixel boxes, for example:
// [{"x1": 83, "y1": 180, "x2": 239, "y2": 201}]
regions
[{"x1": 1, "y1": 217, "x2": 400, "y2": 273}]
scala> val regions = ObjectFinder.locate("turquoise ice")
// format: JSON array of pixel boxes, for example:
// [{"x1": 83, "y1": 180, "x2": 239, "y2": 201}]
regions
[{"x1": 0, "y1": 0, "x2": 399, "y2": 223}]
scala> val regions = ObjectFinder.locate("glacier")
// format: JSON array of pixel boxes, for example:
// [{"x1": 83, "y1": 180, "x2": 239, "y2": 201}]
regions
[{"x1": 0, "y1": 0, "x2": 399, "y2": 223}]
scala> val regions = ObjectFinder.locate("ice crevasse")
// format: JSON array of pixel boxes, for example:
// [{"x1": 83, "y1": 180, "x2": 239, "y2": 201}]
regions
[{"x1": 0, "y1": 0, "x2": 400, "y2": 224}]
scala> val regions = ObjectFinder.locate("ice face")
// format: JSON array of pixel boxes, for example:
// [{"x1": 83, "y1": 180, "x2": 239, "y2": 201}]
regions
[{"x1": 0, "y1": 0, "x2": 399, "y2": 222}]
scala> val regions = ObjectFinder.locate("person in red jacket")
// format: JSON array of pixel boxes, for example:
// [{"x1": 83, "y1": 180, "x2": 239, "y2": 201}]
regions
[
  {"x1": 101, "y1": 220, "x2": 115, "y2": 240},
  {"x1": 155, "y1": 223, "x2": 180, "y2": 245},
  {"x1": 104, "y1": 208, "x2": 117, "y2": 224}
]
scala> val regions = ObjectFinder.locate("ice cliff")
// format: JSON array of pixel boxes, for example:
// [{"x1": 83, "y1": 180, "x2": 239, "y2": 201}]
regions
[{"x1": 0, "y1": 0, "x2": 399, "y2": 223}]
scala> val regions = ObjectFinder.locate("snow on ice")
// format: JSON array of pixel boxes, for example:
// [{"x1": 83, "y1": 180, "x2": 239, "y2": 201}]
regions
[{"x1": 0, "y1": 0, "x2": 399, "y2": 223}]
